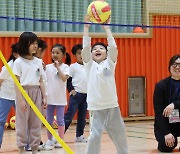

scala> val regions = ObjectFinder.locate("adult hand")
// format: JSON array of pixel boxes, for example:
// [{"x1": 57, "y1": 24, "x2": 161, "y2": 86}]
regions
[
  {"x1": 165, "y1": 133, "x2": 175, "y2": 147},
  {"x1": 163, "y1": 103, "x2": 174, "y2": 117}
]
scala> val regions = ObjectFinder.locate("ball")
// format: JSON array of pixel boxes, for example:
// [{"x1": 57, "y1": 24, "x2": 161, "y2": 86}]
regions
[
  {"x1": 10, "y1": 116, "x2": 16, "y2": 130},
  {"x1": 87, "y1": 0, "x2": 111, "y2": 23},
  {"x1": 52, "y1": 116, "x2": 58, "y2": 129}
]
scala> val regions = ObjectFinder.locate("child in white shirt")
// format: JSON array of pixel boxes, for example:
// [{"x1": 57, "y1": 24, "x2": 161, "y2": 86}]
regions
[
  {"x1": 82, "y1": 17, "x2": 128, "y2": 154},
  {"x1": 64, "y1": 44, "x2": 87, "y2": 143},
  {"x1": 13, "y1": 32, "x2": 47, "y2": 154},
  {"x1": 43, "y1": 44, "x2": 70, "y2": 150}
]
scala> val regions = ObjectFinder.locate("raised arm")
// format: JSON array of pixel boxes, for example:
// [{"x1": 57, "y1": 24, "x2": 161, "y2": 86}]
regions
[
  {"x1": 102, "y1": 22, "x2": 118, "y2": 63},
  {"x1": 81, "y1": 16, "x2": 92, "y2": 63}
]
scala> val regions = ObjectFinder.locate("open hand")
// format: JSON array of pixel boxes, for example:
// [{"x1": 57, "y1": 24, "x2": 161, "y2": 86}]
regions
[{"x1": 165, "y1": 133, "x2": 175, "y2": 147}]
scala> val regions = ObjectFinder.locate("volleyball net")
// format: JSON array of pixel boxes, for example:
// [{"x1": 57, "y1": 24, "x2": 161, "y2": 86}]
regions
[{"x1": 0, "y1": 0, "x2": 180, "y2": 33}]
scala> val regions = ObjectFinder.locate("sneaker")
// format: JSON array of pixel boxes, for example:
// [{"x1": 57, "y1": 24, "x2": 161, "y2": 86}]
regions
[
  {"x1": 52, "y1": 138, "x2": 57, "y2": 144},
  {"x1": 40, "y1": 139, "x2": 54, "y2": 151},
  {"x1": 38, "y1": 144, "x2": 44, "y2": 151},
  {"x1": 52, "y1": 138, "x2": 62, "y2": 148},
  {"x1": 75, "y1": 135, "x2": 88, "y2": 143},
  {"x1": 25, "y1": 146, "x2": 32, "y2": 151},
  {"x1": 54, "y1": 142, "x2": 62, "y2": 148}
]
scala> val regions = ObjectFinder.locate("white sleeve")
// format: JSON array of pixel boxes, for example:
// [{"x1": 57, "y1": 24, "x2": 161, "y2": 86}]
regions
[
  {"x1": 82, "y1": 36, "x2": 92, "y2": 63},
  {"x1": 39, "y1": 63, "x2": 44, "y2": 76},
  {"x1": 107, "y1": 37, "x2": 118, "y2": 63},
  {"x1": 13, "y1": 60, "x2": 21, "y2": 77},
  {"x1": 63, "y1": 65, "x2": 70, "y2": 76},
  {"x1": 69, "y1": 64, "x2": 74, "y2": 77},
  {"x1": 0, "y1": 66, "x2": 9, "y2": 79}
]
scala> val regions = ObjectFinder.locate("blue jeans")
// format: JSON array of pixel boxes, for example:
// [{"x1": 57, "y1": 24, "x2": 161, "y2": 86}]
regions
[
  {"x1": 0, "y1": 98, "x2": 15, "y2": 148},
  {"x1": 64, "y1": 92, "x2": 87, "y2": 137}
]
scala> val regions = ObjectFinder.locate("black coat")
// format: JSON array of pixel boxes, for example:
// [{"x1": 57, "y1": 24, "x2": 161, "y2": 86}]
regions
[{"x1": 153, "y1": 76, "x2": 180, "y2": 136}]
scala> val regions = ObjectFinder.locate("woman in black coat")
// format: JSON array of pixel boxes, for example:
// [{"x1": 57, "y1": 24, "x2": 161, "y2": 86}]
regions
[{"x1": 153, "y1": 54, "x2": 180, "y2": 152}]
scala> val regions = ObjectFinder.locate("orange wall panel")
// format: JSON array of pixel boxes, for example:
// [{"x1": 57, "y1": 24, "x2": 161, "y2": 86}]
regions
[{"x1": 0, "y1": 15, "x2": 180, "y2": 119}]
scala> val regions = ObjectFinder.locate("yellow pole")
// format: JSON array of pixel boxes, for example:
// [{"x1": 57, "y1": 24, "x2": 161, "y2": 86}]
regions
[{"x1": 0, "y1": 51, "x2": 74, "y2": 154}]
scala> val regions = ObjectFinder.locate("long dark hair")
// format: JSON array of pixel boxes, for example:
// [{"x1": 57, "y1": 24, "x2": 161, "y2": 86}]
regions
[
  {"x1": 51, "y1": 44, "x2": 71, "y2": 65},
  {"x1": 18, "y1": 32, "x2": 38, "y2": 57},
  {"x1": 8, "y1": 43, "x2": 18, "y2": 62}
]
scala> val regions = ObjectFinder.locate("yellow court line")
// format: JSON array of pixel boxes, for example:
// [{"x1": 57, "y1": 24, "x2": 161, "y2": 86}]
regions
[{"x1": 0, "y1": 51, "x2": 74, "y2": 154}]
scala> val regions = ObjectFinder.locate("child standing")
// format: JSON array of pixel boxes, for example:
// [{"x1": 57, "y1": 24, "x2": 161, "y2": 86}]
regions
[
  {"x1": 82, "y1": 18, "x2": 128, "y2": 154},
  {"x1": 43, "y1": 44, "x2": 70, "y2": 150},
  {"x1": 0, "y1": 43, "x2": 18, "y2": 149},
  {"x1": 64, "y1": 44, "x2": 88, "y2": 143},
  {"x1": 35, "y1": 39, "x2": 48, "y2": 97},
  {"x1": 36, "y1": 39, "x2": 48, "y2": 145},
  {"x1": 13, "y1": 32, "x2": 47, "y2": 154},
  {"x1": 25, "y1": 39, "x2": 48, "y2": 151}
]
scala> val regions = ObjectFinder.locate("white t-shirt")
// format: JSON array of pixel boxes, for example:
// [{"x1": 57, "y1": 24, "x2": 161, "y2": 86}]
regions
[
  {"x1": 38, "y1": 58, "x2": 48, "y2": 95},
  {"x1": 46, "y1": 63, "x2": 69, "y2": 105},
  {"x1": 13, "y1": 57, "x2": 43, "y2": 86},
  {"x1": 0, "y1": 60, "x2": 16, "y2": 100},
  {"x1": 69, "y1": 62, "x2": 87, "y2": 94},
  {"x1": 82, "y1": 36, "x2": 119, "y2": 110}
]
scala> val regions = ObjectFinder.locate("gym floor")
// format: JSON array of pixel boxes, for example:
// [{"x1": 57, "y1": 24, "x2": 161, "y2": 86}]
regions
[{"x1": 0, "y1": 121, "x2": 180, "y2": 154}]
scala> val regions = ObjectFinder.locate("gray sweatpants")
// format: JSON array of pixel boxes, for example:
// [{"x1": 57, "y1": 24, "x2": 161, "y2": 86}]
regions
[
  {"x1": 86, "y1": 107, "x2": 128, "y2": 154},
  {"x1": 16, "y1": 86, "x2": 42, "y2": 150}
]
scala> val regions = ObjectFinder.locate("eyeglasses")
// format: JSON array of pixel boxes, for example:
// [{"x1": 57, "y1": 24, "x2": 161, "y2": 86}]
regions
[{"x1": 172, "y1": 63, "x2": 180, "y2": 68}]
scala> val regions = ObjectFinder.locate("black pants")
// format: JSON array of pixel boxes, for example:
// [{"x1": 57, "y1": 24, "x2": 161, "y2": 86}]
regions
[
  {"x1": 64, "y1": 92, "x2": 87, "y2": 137},
  {"x1": 155, "y1": 123, "x2": 180, "y2": 152}
]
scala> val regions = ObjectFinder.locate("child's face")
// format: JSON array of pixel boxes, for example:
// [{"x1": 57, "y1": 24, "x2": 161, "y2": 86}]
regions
[
  {"x1": 29, "y1": 41, "x2": 38, "y2": 55},
  {"x1": 52, "y1": 47, "x2": 64, "y2": 62},
  {"x1": 75, "y1": 49, "x2": 83, "y2": 64},
  {"x1": 92, "y1": 45, "x2": 107, "y2": 63},
  {"x1": 35, "y1": 48, "x2": 46, "y2": 59}
]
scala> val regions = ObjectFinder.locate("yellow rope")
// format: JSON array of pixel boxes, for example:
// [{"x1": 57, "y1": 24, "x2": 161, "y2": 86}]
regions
[{"x1": 0, "y1": 51, "x2": 74, "y2": 154}]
